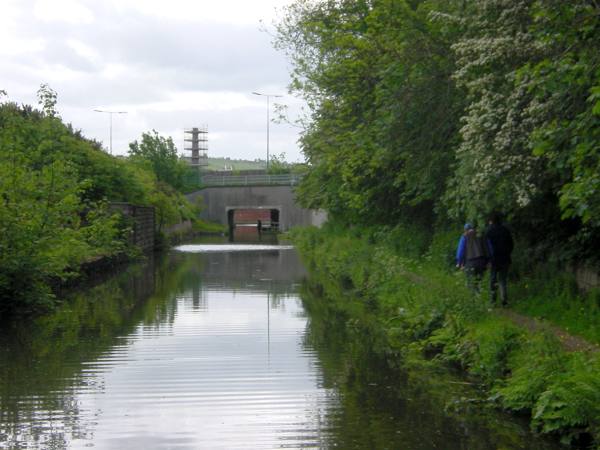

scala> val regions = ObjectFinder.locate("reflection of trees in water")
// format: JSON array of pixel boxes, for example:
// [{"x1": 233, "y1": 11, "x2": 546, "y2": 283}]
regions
[
  {"x1": 0, "y1": 248, "x2": 314, "y2": 449},
  {"x1": 298, "y1": 278, "x2": 560, "y2": 450},
  {"x1": 177, "y1": 282, "x2": 209, "y2": 312},
  {"x1": 176, "y1": 282, "x2": 295, "y2": 314},
  {"x1": 0, "y1": 253, "x2": 200, "y2": 448},
  {"x1": 0, "y1": 248, "x2": 308, "y2": 448},
  {"x1": 268, "y1": 292, "x2": 286, "y2": 311},
  {"x1": 0, "y1": 392, "x2": 94, "y2": 449},
  {"x1": 137, "y1": 254, "x2": 193, "y2": 329}
]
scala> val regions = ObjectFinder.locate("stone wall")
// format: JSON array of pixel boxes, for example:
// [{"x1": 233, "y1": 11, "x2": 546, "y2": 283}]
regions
[
  {"x1": 572, "y1": 265, "x2": 600, "y2": 292},
  {"x1": 110, "y1": 203, "x2": 155, "y2": 251}
]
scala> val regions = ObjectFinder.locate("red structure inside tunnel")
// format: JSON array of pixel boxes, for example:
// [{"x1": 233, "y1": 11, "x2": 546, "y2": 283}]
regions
[{"x1": 233, "y1": 209, "x2": 271, "y2": 224}]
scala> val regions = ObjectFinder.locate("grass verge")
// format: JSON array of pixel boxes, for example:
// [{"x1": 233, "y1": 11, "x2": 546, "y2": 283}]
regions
[{"x1": 291, "y1": 224, "x2": 600, "y2": 447}]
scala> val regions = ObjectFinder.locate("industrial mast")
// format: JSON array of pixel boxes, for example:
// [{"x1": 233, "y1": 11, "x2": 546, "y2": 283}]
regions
[{"x1": 183, "y1": 126, "x2": 208, "y2": 168}]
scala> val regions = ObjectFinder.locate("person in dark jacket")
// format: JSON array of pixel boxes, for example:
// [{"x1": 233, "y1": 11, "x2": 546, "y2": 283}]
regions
[
  {"x1": 485, "y1": 212, "x2": 514, "y2": 306},
  {"x1": 456, "y1": 223, "x2": 489, "y2": 294}
]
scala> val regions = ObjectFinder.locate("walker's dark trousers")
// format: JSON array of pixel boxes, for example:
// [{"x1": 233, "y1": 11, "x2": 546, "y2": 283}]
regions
[{"x1": 490, "y1": 265, "x2": 509, "y2": 306}]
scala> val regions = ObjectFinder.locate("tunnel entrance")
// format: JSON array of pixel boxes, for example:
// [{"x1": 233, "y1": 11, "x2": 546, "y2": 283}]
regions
[{"x1": 227, "y1": 208, "x2": 280, "y2": 242}]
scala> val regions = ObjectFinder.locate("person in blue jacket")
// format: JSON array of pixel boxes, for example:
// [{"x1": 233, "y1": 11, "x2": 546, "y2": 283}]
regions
[{"x1": 456, "y1": 223, "x2": 489, "y2": 294}]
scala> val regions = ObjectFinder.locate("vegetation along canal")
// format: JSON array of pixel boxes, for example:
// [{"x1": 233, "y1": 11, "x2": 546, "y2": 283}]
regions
[{"x1": 0, "y1": 240, "x2": 562, "y2": 449}]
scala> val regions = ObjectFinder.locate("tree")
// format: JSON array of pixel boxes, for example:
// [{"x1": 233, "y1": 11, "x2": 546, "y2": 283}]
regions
[
  {"x1": 441, "y1": 0, "x2": 547, "y2": 222},
  {"x1": 523, "y1": 0, "x2": 600, "y2": 228},
  {"x1": 276, "y1": 0, "x2": 600, "y2": 263},
  {"x1": 0, "y1": 102, "x2": 123, "y2": 314},
  {"x1": 128, "y1": 130, "x2": 186, "y2": 190},
  {"x1": 0, "y1": 90, "x2": 203, "y2": 315},
  {"x1": 37, "y1": 83, "x2": 59, "y2": 117},
  {"x1": 267, "y1": 152, "x2": 291, "y2": 174},
  {"x1": 276, "y1": 0, "x2": 464, "y2": 226}
]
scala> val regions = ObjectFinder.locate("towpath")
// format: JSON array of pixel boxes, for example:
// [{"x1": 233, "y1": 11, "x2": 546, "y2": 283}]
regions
[{"x1": 497, "y1": 309, "x2": 599, "y2": 353}]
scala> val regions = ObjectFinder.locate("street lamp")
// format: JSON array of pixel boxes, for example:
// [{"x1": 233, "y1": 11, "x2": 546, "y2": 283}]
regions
[
  {"x1": 252, "y1": 92, "x2": 282, "y2": 170},
  {"x1": 93, "y1": 109, "x2": 128, "y2": 155}
]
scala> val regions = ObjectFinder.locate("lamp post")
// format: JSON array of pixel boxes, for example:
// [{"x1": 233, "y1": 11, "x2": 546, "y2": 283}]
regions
[
  {"x1": 252, "y1": 92, "x2": 282, "y2": 170},
  {"x1": 93, "y1": 109, "x2": 128, "y2": 155}
]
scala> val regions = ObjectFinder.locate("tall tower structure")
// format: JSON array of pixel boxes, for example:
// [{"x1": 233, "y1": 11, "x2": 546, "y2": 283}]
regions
[{"x1": 184, "y1": 126, "x2": 208, "y2": 168}]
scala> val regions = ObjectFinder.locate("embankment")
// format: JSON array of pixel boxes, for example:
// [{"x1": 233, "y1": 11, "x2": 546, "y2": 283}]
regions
[{"x1": 291, "y1": 224, "x2": 600, "y2": 448}]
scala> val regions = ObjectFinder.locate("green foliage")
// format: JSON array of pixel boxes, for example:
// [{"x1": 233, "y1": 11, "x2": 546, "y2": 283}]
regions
[
  {"x1": 292, "y1": 224, "x2": 600, "y2": 445},
  {"x1": 192, "y1": 219, "x2": 227, "y2": 234},
  {"x1": 37, "y1": 83, "x2": 58, "y2": 117},
  {"x1": 532, "y1": 356, "x2": 600, "y2": 443},
  {"x1": 276, "y1": 0, "x2": 464, "y2": 226},
  {"x1": 466, "y1": 319, "x2": 523, "y2": 382},
  {"x1": 277, "y1": 0, "x2": 600, "y2": 264},
  {"x1": 266, "y1": 152, "x2": 291, "y2": 174},
  {"x1": 128, "y1": 130, "x2": 187, "y2": 190},
  {"x1": 0, "y1": 100, "x2": 122, "y2": 314},
  {"x1": 495, "y1": 332, "x2": 566, "y2": 412},
  {"x1": 0, "y1": 90, "x2": 199, "y2": 315},
  {"x1": 149, "y1": 181, "x2": 196, "y2": 232},
  {"x1": 521, "y1": 0, "x2": 600, "y2": 251},
  {"x1": 426, "y1": 227, "x2": 460, "y2": 270},
  {"x1": 374, "y1": 223, "x2": 433, "y2": 258},
  {"x1": 444, "y1": 0, "x2": 545, "y2": 220},
  {"x1": 279, "y1": 23, "x2": 600, "y2": 439},
  {"x1": 266, "y1": 153, "x2": 308, "y2": 176},
  {"x1": 126, "y1": 131, "x2": 200, "y2": 231},
  {"x1": 511, "y1": 267, "x2": 600, "y2": 344}
]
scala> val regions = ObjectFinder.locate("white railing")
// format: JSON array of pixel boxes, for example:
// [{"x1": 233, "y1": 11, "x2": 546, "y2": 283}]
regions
[{"x1": 200, "y1": 173, "x2": 302, "y2": 187}]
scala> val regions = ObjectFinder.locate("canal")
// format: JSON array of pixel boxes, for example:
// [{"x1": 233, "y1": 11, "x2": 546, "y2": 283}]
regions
[{"x1": 0, "y1": 240, "x2": 561, "y2": 449}]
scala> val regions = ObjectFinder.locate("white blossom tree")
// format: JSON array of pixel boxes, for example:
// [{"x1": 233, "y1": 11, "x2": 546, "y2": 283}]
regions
[{"x1": 444, "y1": 0, "x2": 545, "y2": 221}]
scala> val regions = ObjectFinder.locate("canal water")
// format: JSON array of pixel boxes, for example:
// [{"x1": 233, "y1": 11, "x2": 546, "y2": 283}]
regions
[{"x1": 0, "y1": 241, "x2": 561, "y2": 449}]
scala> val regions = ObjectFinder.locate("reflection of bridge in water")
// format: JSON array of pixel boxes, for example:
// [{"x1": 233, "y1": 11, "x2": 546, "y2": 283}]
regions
[
  {"x1": 186, "y1": 173, "x2": 326, "y2": 232},
  {"x1": 171, "y1": 247, "x2": 307, "y2": 297}
]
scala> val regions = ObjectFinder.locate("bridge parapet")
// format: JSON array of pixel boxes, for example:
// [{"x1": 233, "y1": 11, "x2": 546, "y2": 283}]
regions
[{"x1": 200, "y1": 173, "x2": 301, "y2": 188}]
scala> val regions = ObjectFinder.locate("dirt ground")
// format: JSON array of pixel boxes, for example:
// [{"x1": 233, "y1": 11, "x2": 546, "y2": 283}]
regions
[{"x1": 498, "y1": 309, "x2": 599, "y2": 353}]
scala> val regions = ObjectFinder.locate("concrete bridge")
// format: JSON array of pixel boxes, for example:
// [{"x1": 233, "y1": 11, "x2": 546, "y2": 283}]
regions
[{"x1": 186, "y1": 177, "x2": 326, "y2": 232}]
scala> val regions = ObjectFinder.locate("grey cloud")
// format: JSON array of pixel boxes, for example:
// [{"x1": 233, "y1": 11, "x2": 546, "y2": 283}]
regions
[
  {"x1": 2, "y1": 1, "x2": 303, "y2": 162},
  {"x1": 28, "y1": 10, "x2": 289, "y2": 94},
  {"x1": 140, "y1": 105, "x2": 296, "y2": 135},
  {"x1": 40, "y1": 39, "x2": 99, "y2": 72},
  {"x1": 58, "y1": 73, "x2": 172, "y2": 107}
]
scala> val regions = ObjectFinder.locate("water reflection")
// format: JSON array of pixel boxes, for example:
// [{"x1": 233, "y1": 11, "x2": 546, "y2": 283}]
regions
[
  {"x1": 0, "y1": 246, "x2": 562, "y2": 449},
  {"x1": 0, "y1": 257, "x2": 160, "y2": 449},
  {"x1": 174, "y1": 244, "x2": 294, "y2": 253},
  {"x1": 300, "y1": 280, "x2": 561, "y2": 450},
  {"x1": 0, "y1": 248, "x2": 321, "y2": 449},
  {"x1": 230, "y1": 225, "x2": 272, "y2": 243}
]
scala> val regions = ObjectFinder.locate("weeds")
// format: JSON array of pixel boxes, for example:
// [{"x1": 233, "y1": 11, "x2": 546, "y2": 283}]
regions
[{"x1": 291, "y1": 223, "x2": 600, "y2": 447}]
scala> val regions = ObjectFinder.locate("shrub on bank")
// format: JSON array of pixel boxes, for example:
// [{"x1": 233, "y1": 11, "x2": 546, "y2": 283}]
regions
[{"x1": 0, "y1": 95, "x2": 198, "y2": 317}]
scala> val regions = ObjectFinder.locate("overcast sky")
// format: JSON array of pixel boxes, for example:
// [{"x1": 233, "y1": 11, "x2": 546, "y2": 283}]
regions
[{"x1": 0, "y1": 0, "x2": 305, "y2": 162}]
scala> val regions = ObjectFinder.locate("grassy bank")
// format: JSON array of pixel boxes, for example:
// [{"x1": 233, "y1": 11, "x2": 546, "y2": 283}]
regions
[
  {"x1": 291, "y1": 224, "x2": 600, "y2": 447},
  {"x1": 0, "y1": 93, "x2": 198, "y2": 317}
]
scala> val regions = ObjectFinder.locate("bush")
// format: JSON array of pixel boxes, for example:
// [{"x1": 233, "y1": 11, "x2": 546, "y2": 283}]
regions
[{"x1": 0, "y1": 94, "x2": 199, "y2": 316}]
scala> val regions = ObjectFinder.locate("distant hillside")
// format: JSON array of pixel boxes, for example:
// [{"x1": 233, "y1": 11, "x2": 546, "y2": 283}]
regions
[{"x1": 206, "y1": 157, "x2": 266, "y2": 171}]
